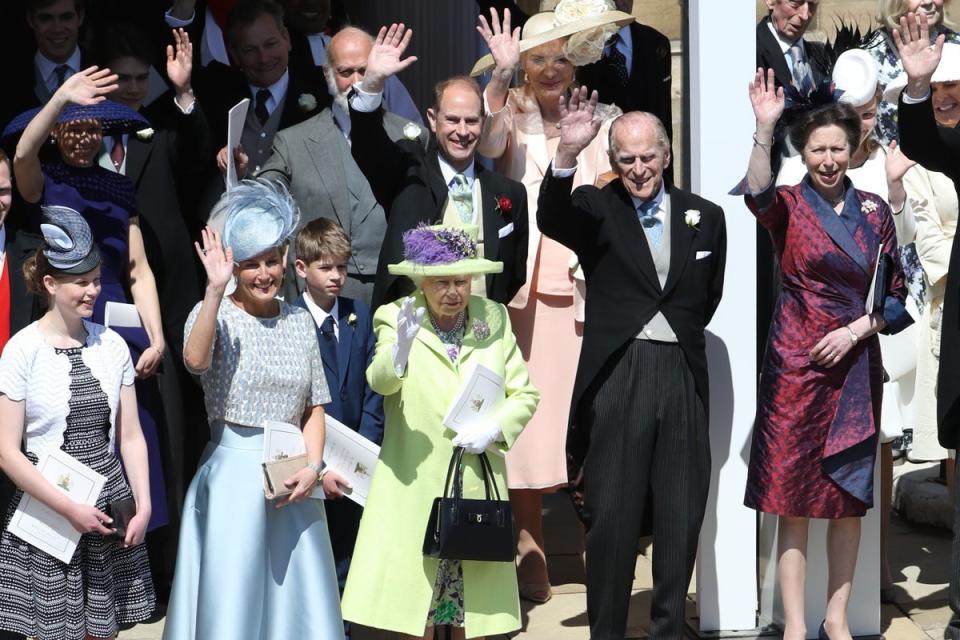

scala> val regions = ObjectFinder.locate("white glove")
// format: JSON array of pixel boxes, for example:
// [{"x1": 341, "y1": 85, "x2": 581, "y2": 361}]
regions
[
  {"x1": 392, "y1": 296, "x2": 425, "y2": 375},
  {"x1": 452, "y1": 421, "x2": 503, "y2": 455}
]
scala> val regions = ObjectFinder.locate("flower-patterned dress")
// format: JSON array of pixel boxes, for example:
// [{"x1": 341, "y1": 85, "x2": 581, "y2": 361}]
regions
[{"x1": 426, "y1": 313, "x2": 468, "y2": 627}]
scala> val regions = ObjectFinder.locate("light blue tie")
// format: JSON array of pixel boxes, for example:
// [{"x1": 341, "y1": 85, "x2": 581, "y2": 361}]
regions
[
  {"x1": 450, "y1": 174, "x2": 473, "y2": 223},
  {"x1": 638, "y1": 200, "x2": 662, "y2": 249}
]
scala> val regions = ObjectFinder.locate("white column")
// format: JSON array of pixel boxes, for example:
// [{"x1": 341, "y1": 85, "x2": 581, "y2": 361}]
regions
[{"x1": 688, "y1": 0, "x2": 760, "y2": 632}]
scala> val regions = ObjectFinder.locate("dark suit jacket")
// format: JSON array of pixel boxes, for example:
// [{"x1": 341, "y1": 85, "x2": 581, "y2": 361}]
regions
[
  {"x1": 4, "y1": 216, "x2": 43, "y2": 337},
  {"x1": 293, "y1": 294, "x2": 384, "y2": 445},
  {"x1": 756, "y1": 17, "x2": 828, "y2": 90},
  {"x1": 194, "y1": 62, "x2": 331, "y2": 151},
  {"x1": 898, "y1": 95, "x2": 960, "y2": 449},
  {"x1": 538, "y1": 168, "x2": 726, "y2": 476},
  {"x1": 349, "y1": 107, "x2": 528, "y2": 309},
  {"x1": 129, "y1": 96, "x2": 210, "y2": 353}
]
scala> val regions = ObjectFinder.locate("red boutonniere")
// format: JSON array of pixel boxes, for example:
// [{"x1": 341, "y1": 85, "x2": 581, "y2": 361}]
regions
[{"x1": 495, "y1": 194, "x2": 513, "y2": 218}]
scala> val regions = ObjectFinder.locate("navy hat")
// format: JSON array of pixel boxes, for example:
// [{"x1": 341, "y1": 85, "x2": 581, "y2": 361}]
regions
[
  {"x1": 2, "y1": 100, "x2": 149, "y2": 139},
  {"x1": 40, "y1": 205, "x2": 101, "y2": 274},
  {"x1": 208, "y1": 179, "x2": 301, "y2": 263}
]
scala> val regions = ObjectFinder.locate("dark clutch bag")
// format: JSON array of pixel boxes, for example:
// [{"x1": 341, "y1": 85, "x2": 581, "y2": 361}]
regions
[
  {"x1": 422, "y1": 447, "x2": 514, "y2": 562},
  {"x1": 106, "y1": 497, "x2": 137, "y2": 540},
  {"x1": 869, "y1": 252, "x2": 893, "y2": 314}
]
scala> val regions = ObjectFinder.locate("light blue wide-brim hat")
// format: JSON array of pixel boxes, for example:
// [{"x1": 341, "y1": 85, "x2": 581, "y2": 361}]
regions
[{"x1": 208, "y1": 179, "x2": 301, "y2": 262}]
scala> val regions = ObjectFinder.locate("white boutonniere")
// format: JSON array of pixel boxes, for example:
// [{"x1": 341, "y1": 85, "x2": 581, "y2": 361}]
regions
[
  {"x1": 298, "y1": 93, "x2": 318, "y2": 112},
  {"x1": 347, "y1": 312, "x2": 358, "y2": 327},
  {"x1": 135, "y1": 127, "x2": 154, "y2": 141},
  {"x1": 402, "y1": 122, "x2": 422, "y2": 141},
  {"x1": 684, "y1": 209, "x2": 701, "y2": 230},
  {"x1": 861, "y1": 200, "x2": 878, "y2": 214}
]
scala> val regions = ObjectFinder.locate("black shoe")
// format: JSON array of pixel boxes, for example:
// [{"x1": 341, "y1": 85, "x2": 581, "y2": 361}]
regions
[
  {"x1": 892, "y1": 429, "x2": 914, "y2": 459},
  {"x1": 819, "y1": 621, "x2": 831, "y2": 640}
]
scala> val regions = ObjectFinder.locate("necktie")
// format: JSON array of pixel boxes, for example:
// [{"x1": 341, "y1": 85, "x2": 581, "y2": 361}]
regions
[
  {"x1": 320, "y1": 314, "x2": 339, "y2": 372},
  {"x1": 605, "y1": 34, "x2": 628, "y2": 86},
  {"x1": 110, "y1": 135, "x2": 125, "y2": 172},
  {"x1": 255, "y1": 88, "x2": 271, "y2": 125},
  {"x1": 788, "y1": 44, "x2": 814, "y2": 94},
  {"x1": 638, "y1": 200, "x2": 663, "y2": 249},
  {"x1": 450, "y1": 173, "x2": 473, "y2": 223},
  {"x1": 53, "y1": 64, "x2": 70, "y2": 89}
]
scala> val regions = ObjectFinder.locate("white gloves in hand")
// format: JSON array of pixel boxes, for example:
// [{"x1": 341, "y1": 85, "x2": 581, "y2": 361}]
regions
[
  {"x1": 392, "y1": 296, "x2": 425, "y2": 375},
  {"x1": 452, "y1": 421, "x2": 503, "y2": 455}
]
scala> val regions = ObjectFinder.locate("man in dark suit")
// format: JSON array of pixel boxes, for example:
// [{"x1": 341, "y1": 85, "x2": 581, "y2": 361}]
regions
[
  {"x1": 92, "y1": 22, "x2": 211, "y2": 600},
  {"x1": 349, "y1": 65, "x2": 528, "y2": 309},
  {"x1": 895, "y1": 14, "x2": 960, "y2": 638},
  {"x1": 290, "y1": 217, "x2": 383, "y2": 640},
  {"x1": 199, "y1": 0, "x2": 331, "y2": 174},
  {"x1": 538, "y1": 89, "x2": 725, "y2": 639},
  {"x1": 2, "y1": 0, "x2": 88, "y2": 132},
  {"x1": 756, "y1": 0, "x2": 827, "y2": 92}
]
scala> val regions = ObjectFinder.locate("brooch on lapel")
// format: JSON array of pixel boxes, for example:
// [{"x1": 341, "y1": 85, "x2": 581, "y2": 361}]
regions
[
  {"x1": 495, "y1": 194, "x2": 513, "y2": 219},
  {"x1": 298, "y1": 93, "x2": 318, "y2": 113},
  {"x1": 861, "y1": 200, "x2": 878, "y2": 214},
  {"x1": 472, "y1": 318, "x2": 490, "y2": 341},
  {"x1": 402, "y1": 122, "x2": 422, "y2": 141},
  {"x1": 684, "y1": 209, "x2": 701, "y2": 230},
  {"x1": 135, "y1": 128, "x2": 154, "y2": 141},
  {"x1": 347, "y1": 312, "x2": 358, "y2": 327}
]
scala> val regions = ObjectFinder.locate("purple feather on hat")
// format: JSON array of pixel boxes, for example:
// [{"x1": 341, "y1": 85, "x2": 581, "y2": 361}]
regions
[{"x1": 402, "y1": 225, "x2": 477, "y2": 265}]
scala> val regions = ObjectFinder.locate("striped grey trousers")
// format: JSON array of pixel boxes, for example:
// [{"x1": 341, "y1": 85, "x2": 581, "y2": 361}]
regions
[{"x1": 581, "y1": 339, "x2": 710, "y2": 639}]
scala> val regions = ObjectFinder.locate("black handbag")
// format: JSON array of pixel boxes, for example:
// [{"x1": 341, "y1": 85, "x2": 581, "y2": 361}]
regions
[{"x1": 422, "y1": 447, "x2": 515, "y2": 562}]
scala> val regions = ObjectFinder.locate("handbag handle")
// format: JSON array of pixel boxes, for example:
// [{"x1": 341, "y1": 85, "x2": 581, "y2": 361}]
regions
[{"x1": 442, "y1": 447, "x2": 501, "y2": 502}]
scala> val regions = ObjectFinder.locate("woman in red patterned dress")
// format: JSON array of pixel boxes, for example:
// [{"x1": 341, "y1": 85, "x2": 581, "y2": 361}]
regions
[{"x1": 739, "y1": 69, "x2": 913, "y2": 640}]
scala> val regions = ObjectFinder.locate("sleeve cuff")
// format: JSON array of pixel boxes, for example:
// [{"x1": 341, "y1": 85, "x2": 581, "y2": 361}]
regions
[
  {"x1": 880, "y1": 296, "x2": 914, "y2": 335},
  {"x1": 902, "y1": 89, "x2": 931, "y2": 104},
  {"x1": 550, "y1": 161, "x2": 578, "y2": 178},
  {"x1": 173, "y1": 94, "x2": 196, "y2": 114},
  {"x1": 164, "y1": 8, "x2": 194, "y2": 27},
  {"x1": 350, "y1": 85, "x2": 384, "y2": 113}
]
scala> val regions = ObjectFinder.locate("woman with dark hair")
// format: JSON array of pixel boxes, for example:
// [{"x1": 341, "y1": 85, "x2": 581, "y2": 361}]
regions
[
  {"x1": 739, "y1": 69, "x2": 913, "y2": 640},
  {"x1": 0, "y1": 205, "x2": 155, "y2": 640}
]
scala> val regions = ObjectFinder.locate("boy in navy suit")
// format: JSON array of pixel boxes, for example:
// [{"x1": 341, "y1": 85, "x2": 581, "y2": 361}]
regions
[{"x1": 293, "y1": 218, "x2": 384, "y2": 637}]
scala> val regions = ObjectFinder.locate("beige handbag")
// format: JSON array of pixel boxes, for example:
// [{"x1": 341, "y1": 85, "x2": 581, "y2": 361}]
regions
[{"x1": 262, "y1": 454, "x2": 307, "y2": 499}]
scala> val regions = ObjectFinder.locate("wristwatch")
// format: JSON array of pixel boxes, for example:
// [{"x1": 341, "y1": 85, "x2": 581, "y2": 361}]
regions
[
  {"x1": 845, "y1": 325, "x2": 859, "y2": 345},
  {"x1": 306, "y1": 461, "x2": 325, "y2": 480}
]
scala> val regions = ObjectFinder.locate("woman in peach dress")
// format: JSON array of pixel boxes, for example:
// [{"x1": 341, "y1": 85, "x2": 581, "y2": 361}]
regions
[{"x1": 475, "y1": 3, "x2": 632, "y2": 602}]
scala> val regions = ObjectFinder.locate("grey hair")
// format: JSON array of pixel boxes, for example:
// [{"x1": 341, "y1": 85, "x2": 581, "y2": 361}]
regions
[{"x1": 607, "y1": 112, "x2": 671, "y2": 159}]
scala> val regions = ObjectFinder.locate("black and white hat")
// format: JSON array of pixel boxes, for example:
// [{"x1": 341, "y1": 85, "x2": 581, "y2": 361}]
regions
[{"x1": 40, "y1": 205, "x2": 101, "y2": 274}]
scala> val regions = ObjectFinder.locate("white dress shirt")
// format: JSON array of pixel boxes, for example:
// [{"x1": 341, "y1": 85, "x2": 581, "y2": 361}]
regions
[
  {"x1": 766, "y1": 19, "x2": 807, "y2": 74},
  {"x1": 303, "y1": 292, "x2": 339, "y2": 341},
  {"x1": 249, "y1": 70, "x2": 290, "y2": 117},
  {"x1": 307, "y1": 32, "x2": 332, "y2": 66}
]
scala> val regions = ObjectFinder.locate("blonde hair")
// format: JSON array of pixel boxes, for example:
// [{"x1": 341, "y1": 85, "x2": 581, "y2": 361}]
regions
[{"x1": 878, "y1": 0, "x2": 957, "y2": 31}]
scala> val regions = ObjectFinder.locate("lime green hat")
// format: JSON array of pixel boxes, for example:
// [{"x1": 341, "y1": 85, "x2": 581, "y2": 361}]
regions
[{"x1": 387, "y1": 224, "x2": 503, "y2": 277}]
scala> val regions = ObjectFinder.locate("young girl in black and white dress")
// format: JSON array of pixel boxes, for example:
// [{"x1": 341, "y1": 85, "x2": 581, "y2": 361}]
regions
[{"x1": 0, "y1": 206, "x2": 155, "y2": 640}]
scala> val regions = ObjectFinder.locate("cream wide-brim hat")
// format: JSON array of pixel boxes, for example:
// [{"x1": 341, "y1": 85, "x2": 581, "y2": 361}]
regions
[
  {"x1": 883, "y1": 42, "x2": 960, "y2": 104},
  {"x1": 470, "y1": 7, "x2": 635, "y2": 76}
]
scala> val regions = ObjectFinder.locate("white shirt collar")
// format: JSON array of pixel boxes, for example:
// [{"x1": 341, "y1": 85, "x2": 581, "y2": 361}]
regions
[
  {"x1": 302, "y1": 291, "x2": 339, "y2": 340},
  {"x1": 437, "y1": 154, "x2": 476, "y2": 187},
  {"x1": 249, "y1": 69, "x2": 290, "y2": 114},
  {"x1": 36, "y1": 47, "x2": 81, "y2": 86},
  {"x1": 307, "y1": 32, "x2": 331, "y2": 66},
  {"x1": 767, "y1": 19, "x2": 805, "y2": 54},
  {"x1": 631, "y1": 181, "x2": 667, "y2": 218}
]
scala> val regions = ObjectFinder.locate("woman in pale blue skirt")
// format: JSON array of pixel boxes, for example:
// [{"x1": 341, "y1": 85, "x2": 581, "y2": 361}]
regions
[{"x1": 163, "y1": 181, "x2": 344, "y2": 639}]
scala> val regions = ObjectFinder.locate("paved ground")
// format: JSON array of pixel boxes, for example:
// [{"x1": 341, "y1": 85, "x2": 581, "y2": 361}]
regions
[{"x1": 120, "y1": 462, "x2": 956, "y2": 640}]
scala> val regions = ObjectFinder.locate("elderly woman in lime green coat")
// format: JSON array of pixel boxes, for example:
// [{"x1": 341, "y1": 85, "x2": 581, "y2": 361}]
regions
[{"x1": 341, "y1": 226, "x2": 539, "y2": 640}]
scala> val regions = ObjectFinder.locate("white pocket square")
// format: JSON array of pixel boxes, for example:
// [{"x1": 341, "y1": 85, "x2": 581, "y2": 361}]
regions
[
  {"x1": 498, "y1": 222, "x2": 514, "y2": 239},
  {"x1": 695, "y1": 250, "x2": 712, "y2": 260}
]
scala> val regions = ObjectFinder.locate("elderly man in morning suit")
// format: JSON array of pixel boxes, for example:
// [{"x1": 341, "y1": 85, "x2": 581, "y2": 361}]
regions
[
  {"x1": 539, "y1": 90, "x2": 725, "y2": 638},
  {"x1": 253, "y1": 24, "x2": 427, "y2": 304}
]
